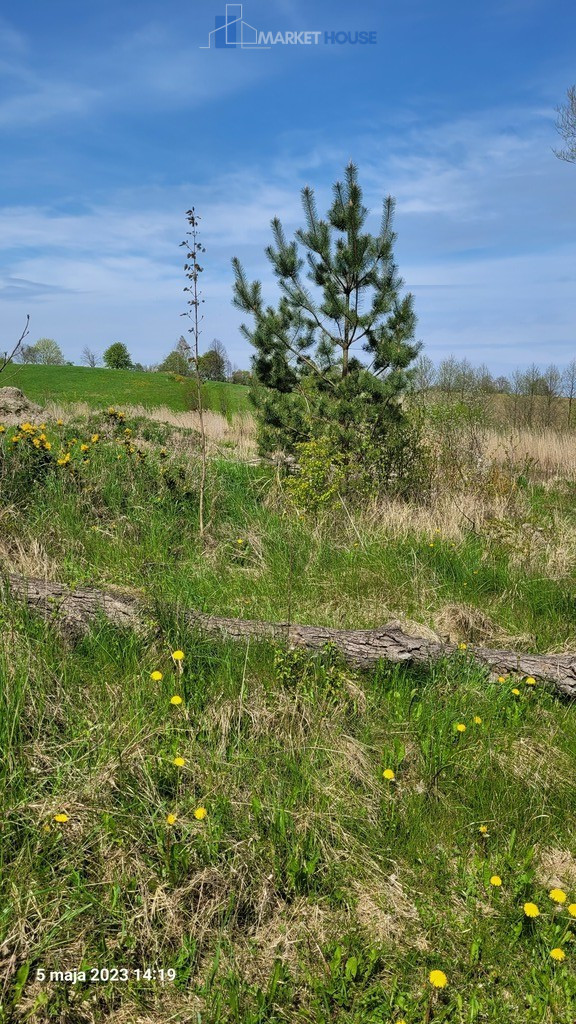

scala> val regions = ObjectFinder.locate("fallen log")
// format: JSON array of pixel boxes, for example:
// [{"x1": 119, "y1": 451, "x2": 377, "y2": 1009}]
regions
[{"x1": 3, "y1": 572, "x2": 576, "y2": 698}]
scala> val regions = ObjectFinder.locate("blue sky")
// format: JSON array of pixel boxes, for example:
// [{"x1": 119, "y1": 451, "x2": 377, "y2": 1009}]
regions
[{"x1": 0, "y1": 0, "x2": 575, "y2": 374}]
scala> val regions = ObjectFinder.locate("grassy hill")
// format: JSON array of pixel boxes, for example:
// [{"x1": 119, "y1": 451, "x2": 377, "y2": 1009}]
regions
[
  {"x1": 1, "y1": 407, "x2": 576, "y2": 1022},
  {"x1": 0, "y1": 365, "x2": 252, "y2": 416}
]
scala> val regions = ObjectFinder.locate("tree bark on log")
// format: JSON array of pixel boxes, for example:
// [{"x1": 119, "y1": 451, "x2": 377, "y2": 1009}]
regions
[{"x1": 3, "y1": 572, "x2": 576, "y2": 698}]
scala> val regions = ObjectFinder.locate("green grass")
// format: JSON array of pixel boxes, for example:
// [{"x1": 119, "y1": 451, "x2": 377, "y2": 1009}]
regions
[
  {"x1": 1, "y1": 411, "x2": 576, "y2": 1023},
  {"x1": 0, "y1": 364, "x2": 252, "y2": 416}
]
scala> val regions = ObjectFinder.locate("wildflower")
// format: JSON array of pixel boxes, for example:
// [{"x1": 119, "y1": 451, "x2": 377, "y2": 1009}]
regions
[
  {"x1": 166, "y1": 813, "x2": 177, "y2": 826},
  {"x1": 458, "y1": 642, "x2": 467, "y2": 650},
  {"x1": 150, "y1": 670, "x2": 163, "y2": 681},
  {"x1": 497, "y1": 675, "x2": 507, "y2": 683},
  {"x1": 490, "y1": 875, "x2": 502, "y2": 887},
  {"x1": 53, "y1": 813, "x2": 69, "y2": 823},
  {"x1": 11, "y1": 435, "x2": 21, "y2": 442},
  {"x1": 0, "y1": 425, "x2": 5, "y2": 432},
  {"x1": 57, "y1": 453, "x2": 71, "y2": 465},
  {"x1": 32, "y1": 438, "x2": 41, "y2": 448},
  {"x1": 43, "y1": 441, "x2": 52, "y2": 450},
  {"x1": 511, "y1": 688, "x2": 520, "y2": 696},
  {"x1": 429, "y1": 542, "x2": 434, "y2": 548},
  {"x1": 549, "y1": 888, "x2": 567, "y2": 904},
  {"x1": 236, "y1": 538, "x2": 244, "y2": 545},
  {"x1": 524, "y1": 902, "x2": 540, "y2": 918},
  {"x1": 194, "y1": 807, "x2": 207, "y2": 820},
  {"x1": 455, "y1": 723, "x2": 466, "y2": 733},
  {"x1": 383, "y1": 768, "x2": 395, "y2": 781},
  {"x1": 172, "y1": 650, "x2": 184, "y2": 661},
  {"x1": 80, "y1": 443, "x2": 89, "y2": 452},
  {"x1": 550, "y1": 948, "x2": 566, "y2": 961},
  {"x1": 56, "y1": 419, "x2": 64, "y2": 425},
  {"x1": 173, "y1": 756, "x2": 186, "y2": 767},
  {"x1": 429, "y1": 969, "x2": 448, "y2": 988},
  {"x1": 567, "y1": 904, "x2": 576, "y2": 917},
  {"x1": 170, "y1": 695, "x2": 183, "y2": 705},
  {"x1": 479, "y1": 825, "x2": 489, "y2": 835},
  {"x1": 91, "y1": 434, "x2": 99, "y2": 442},
  {"x1": 473, "y1": 716, "x2": 482, "y2": 724},
  {"x1": 525, "y1": 676, "x2": 536, "y2": 686},
  {"x1": 124, "y1": 428, "x2": 132, "y2": 435}
]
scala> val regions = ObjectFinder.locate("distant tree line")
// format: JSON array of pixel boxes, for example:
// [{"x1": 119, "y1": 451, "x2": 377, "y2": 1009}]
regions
[{"x1": 410, "y1": 354, "x2": 576, "y2": 429}]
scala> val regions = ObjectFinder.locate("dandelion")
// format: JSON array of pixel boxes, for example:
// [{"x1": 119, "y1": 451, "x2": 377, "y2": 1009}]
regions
[
  {"x1": 80, "y1": 444, "x2": 89, "y2": 452},
  {"x1": 458, "y1": 642, "x2": 467, "y2": 650},
  {"x1": 170, "y1": 695, "x2": 183, "y2": 705},
  {"x1": 455, "y1": 723, "x2": 466, "y2": 733},
  {"x1": 383, "y1": 768, "x2": 395, "y2": 781},
  {"x1": 56, "y1": 419, "x2": 64, "y2": 425},
  {"x1": 172, "y1": 650, "x2": 184, "y2": 661},
  {"x1": 549, "y1": 888, "x2": 567, "y2": 904},
  {"x1": 429, "y1": 969, "x2": 448, "y2": 988},
  {"x1": 11, "y1": 435, "x2": 21, "y2": 442},
  {"x1": 0, "y1": 425, "x2": 5, "y2": 432},
  {"x1": 567, "y1": 904, "x2": 576, "y2": 917},
  {"x1": 511, "y1": 688, "x2": 520, "y2": 696},
  {"x1": 524, "y1": 902, "x2": 540, "y2": 918},
  {"x1": 236, "y1": 539, "x2": 244, "y2": 545},
  {"x1": 490, "y1": 875, "x2": 502, "y2": 887},
  {"x1": 473, "y1": 716, "x2": 482, "y2": 724},
  {"x1": 91, "y1": 434, "x2": 99, "y2": 442},
  {"x1": 194, "y1": 807, "x2": 207, "y2": 820},
  {"x1": 479, "y1": 825, "x2": 489, "y2": 835},
  {"x1": 550, "y1": 948, "x2": 566, "y2": 961},
  {"x1": 150, "y1": 670, "x2": 163, "y2": 681},
  {"x1": 498, "y1": 675, "x2": 507, "y2": 683},
  {"x1": 166, "y1": 813, "x2": 177, "y2": 826},
  {"x1": 43, "y1": 441, "x2": 52, "y2": 450},
  {"x1": 525, "y1": 676, "x2": 536, "y2": 685},
  {"x1": 53, "y1": 813, "x2": 69, "y2": 823},
  {"x1": 173, "y1": 756, "x2": 186, "y2": 767},
  {"x1": 57, "y1": 453, "x2": 71, "y2": 465}
]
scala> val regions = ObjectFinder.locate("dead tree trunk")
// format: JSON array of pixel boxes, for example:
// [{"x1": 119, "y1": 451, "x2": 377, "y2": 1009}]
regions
[{"x1": 3, "y1": 572, "x2": 576, "y2": 698}]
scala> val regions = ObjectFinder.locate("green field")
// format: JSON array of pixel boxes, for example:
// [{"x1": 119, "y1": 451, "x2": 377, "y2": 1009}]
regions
[
  {"x1": 1, "y1": 407, "x2": 576, "y2": 1023},
  {"x1": 0, "y1": 365, "x2": 252, "y2": 416}
]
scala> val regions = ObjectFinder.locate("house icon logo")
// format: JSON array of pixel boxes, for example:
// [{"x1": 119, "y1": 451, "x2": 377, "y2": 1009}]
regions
[{"x1": 200, "y1": 4, "x2": 270, "y2": 49}]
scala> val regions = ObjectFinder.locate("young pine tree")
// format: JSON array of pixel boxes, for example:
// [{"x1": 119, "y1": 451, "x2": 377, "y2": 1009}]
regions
[{"x1": 232, "y1": 163, "x2": 421, "y2": 480}]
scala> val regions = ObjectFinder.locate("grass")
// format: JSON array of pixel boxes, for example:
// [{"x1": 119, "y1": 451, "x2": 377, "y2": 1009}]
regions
[
  {"x1": 1, "y1": 407, "x2": 576, "y2": 1022},
  {"x1": 0, "y1": 365, "x2": 253, "y2": 417}
]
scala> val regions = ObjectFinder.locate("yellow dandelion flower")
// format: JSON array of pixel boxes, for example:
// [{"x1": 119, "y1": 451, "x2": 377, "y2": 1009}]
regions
[
  {"x1": 56, "y1": 419, "x2": 64, "y2": 425},
  {"x1": 80, "y1": 443, "x2": 89, "y2": 452},
  {"x1": 525, "y1": 676, "x2": 536, "y2": 685},
  {"x1": 383, "y1": 768, "x2": 395, "y2": 781},
  {"x1": 173, "y1": 756, "x2": 186, "y2": 767},
  {"x1": 479, "y1": 825, "x2": 489, "y2": 835},
  {"x1": 43, "y1": 441, "x2": 52, "y2": 450},
  {"x1": 53, "y1": 813, "x2": 69, "y2": 823},
  {"x1": 550, "y1": 948, "x2": 566, "y2": 961},
  {"x1": 11, "y1": 435, "x2": 21, "y2": 442},
  {"x1": 429, "y1": 969, "x2": 448, "y2": 988},
  {"x1": 473, "y1": 716, "x2": 482, "y2": 724},
  {"x1": 32, "y1": 437, "x2": 41, "y2": 448},
  {"x1": 497, "y1": 675, "x2": 507, "y2": 683},
  {"x1": 236, "y1": 538, "x2": 244, "y2": 545},
  {"x1": 172, "y1": 650, "x2": 184, "y2": 661},
  {"x1": 39, "y1": 423, "x2": 46, "y2": 430},
  {"x1": 524, "y1": 902, "x2": 540, "y2": 917},
  {"x1": 91, "y1": 434, "x2": 99, "y2": 442},
  {"x1": 567, "y1": 904, "x2": 576, "y2": 917},
  {"x1": 455, "y1": 723, "x2": 466, "y2": 733},
  {"x1": 194, "y1": 807, "x2": 207, "y2": 820},
  {"x1": 150, "y1": 670, "x2": 163, "y2": 681},
  {"x1": 0, "y1": 425, "x2": 5, "y2": 432},
  {"x1": 170, "y1": 695, "x2": 183, "y2": 705},
  {"x1": 458, "y1": 642, "x2": 467, "y2": 650},
  {"x1": 511, "y1": 688, "x2": 520, "y2": 696},
  {"x1": 166, "y1": 813, "x2": 177, "y2": 826},
  {"x1": 549, "y1": 888, "x2": 567, "y2": 904},
  {"x1": 490, "y1": 875, "x2": 502, "y2": 887}
]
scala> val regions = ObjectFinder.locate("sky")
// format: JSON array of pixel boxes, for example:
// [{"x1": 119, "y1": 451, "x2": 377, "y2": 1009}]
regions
[{"x1": 0, "y1": 0, "x2": 575, "y2": 375}]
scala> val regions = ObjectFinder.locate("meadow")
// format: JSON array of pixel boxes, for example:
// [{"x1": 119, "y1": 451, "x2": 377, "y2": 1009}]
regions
[{"x1": 1, "y1": 389, "x2": 576, "y2": 1023}]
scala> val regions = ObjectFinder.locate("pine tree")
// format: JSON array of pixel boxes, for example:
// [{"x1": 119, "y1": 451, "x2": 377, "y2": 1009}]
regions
[{"x1": 232, "y1": 163, "x2": 421, "y2": 468}]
